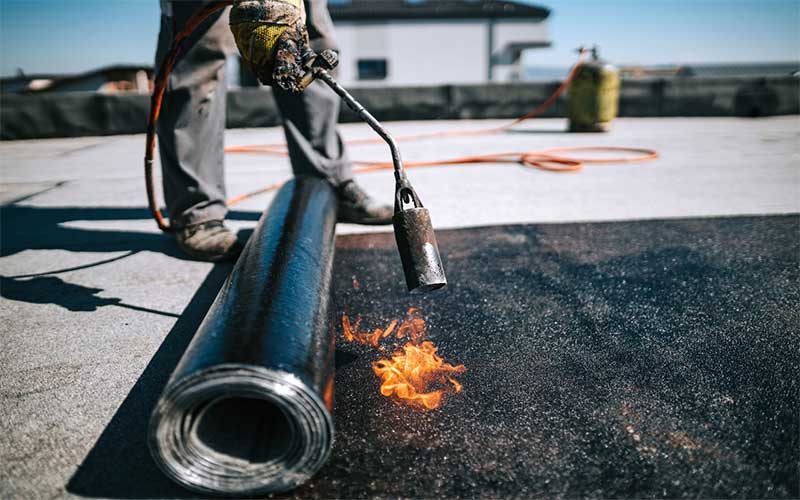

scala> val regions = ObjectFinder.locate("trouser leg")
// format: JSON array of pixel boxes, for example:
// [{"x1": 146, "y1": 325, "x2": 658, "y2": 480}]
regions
[
  {"x1": 272, "y1": 0, "x2": 353, "y2": 186},
  {"x1": 273, "y1": 82, "x2": 352, "y2": 186},
  {"x1": 155, "y1": 2, "x2": 236, "y2": 228}
]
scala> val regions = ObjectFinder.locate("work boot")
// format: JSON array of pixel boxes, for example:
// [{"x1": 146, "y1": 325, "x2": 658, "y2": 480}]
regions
[
  {"x1": 337, "y1": 180, "x2": 393, "y2": 225},
  {"x1": 175, "y1": 220, "x2": 243, "y2": 262}
]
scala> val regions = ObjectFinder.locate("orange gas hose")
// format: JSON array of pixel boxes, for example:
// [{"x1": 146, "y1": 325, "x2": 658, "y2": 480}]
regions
[
  {"x1": 222, "y1": 48, "x2": 658, "y2": 207},
  {"x1": 145, "y1": 1, "x2": 233, "y2": 232},
  {"x1": 146, "y1": 8, "x2": 658, "y2": 229}
]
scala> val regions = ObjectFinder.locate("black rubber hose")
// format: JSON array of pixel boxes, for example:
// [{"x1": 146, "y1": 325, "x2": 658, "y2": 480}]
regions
[{"x1": 148, "y1": 176, "x2": 338, "y2": 495}]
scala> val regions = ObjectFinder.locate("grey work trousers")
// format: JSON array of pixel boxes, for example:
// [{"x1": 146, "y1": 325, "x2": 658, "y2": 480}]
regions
[{"x1": 155, "y1": 1, "x2": 351, "y2": 228}]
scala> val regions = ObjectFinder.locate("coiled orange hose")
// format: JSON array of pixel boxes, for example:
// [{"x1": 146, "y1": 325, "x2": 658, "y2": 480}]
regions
[{"x1": 223, "y1": 48, "x2": 658, "y2": 207}]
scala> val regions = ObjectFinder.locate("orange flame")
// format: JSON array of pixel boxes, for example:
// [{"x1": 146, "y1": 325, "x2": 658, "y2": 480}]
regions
[
  {"x1": 341, "y1": 308, "x2": 466, "y2": 409},
  {"x1": 342, "y1": 314, "x2": 397, "y2": 349},
  {"x1": 373, "y1": 341, "x2": 466, "y2": 410}
]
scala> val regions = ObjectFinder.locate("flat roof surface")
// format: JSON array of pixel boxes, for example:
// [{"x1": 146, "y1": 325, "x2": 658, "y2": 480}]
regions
[{"x1": 1, "y1": 117, "x2": 799, "y2": 498}]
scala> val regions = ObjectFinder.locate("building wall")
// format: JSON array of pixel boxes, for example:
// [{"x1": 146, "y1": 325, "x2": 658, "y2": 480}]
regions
[
  {"x1": 334, "y1": 20, "x2": 489, "y2": 86},
  {"x1": 334, "y1": 18, "x2": 549, "y2": 86},
  {"x1": 490, "y1": 19, "x2": 550, "y2": 81}
]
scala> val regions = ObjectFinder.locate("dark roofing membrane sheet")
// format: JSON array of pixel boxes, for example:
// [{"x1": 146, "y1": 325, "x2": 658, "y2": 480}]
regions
[{"x1": 290, "y1": 214, "x2": 799, "y2": 498}]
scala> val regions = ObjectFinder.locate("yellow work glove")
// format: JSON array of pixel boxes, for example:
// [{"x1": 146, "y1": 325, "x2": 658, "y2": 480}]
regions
[{"x1": 229, "y1": 0, "x2": 310, "y2": 92}]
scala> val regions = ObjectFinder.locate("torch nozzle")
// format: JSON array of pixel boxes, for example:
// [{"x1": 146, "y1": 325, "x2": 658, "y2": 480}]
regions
[{"x1": 392, "y1": 183, "x2": 447, "y2": 293}]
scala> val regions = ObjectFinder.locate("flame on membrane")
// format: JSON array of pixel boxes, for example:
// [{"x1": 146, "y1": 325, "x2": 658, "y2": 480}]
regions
[{"x1": 342, "y1": 308, "x2": 465, "y2": 409}]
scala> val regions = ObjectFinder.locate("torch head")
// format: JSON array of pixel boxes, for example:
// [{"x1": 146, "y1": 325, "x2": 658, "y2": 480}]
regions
[{"x1": 393, "y1": 184, "x2": 447, "y2": 293}]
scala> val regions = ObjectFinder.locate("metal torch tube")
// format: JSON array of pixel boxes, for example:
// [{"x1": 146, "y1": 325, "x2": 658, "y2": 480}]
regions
[
  {"x1": 148, "y1": 176, "x2": 338, "y2": 496},
  {"x1": 314, "y1": 69, "x2": 408, "y2": 185},
  {"x1": 313, "y1": 68, "x2": 447, "y2": 293}
]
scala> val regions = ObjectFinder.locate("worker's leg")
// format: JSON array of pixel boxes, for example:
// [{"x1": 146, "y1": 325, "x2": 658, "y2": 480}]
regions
[
  {"x1": 272, "y1": 82, "x2": 352, "y2": 186},
  {"x1": 272, "y1": 0, "x2": 390, "y2": 224},
  {"x1": 273, "y1": 0, "x2": 393, "y2": 224},
  {"x1": 155, "y1": 2, "x2": 236, "y2": 228},
  {"x1": 156, "y1": 2, "x2": 242, "y2": 261},
  {"x1": 274, "y1": 77, "x2": 392, "y2": 223},
  {"x1": 272, "y1": 0, "x2": 352, "y2": 186}
]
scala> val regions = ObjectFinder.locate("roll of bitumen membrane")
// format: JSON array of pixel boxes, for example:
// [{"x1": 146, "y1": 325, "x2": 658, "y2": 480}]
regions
[{"x1": 148, "y1": 176, "x2": 338, "y2": 496}]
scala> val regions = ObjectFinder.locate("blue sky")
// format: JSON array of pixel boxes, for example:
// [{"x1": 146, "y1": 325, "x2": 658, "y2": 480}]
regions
[
  {"x1": 527, "y1": 0, "x2": 800, "y2": 68},
  {"x1": 1, "y1": 0, "x2": 798, "y2": 77}
]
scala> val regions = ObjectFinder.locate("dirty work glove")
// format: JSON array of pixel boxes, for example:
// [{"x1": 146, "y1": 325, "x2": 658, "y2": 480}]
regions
[{"x1": 229, "y1": 0, "x2": 310, "y2": 92}]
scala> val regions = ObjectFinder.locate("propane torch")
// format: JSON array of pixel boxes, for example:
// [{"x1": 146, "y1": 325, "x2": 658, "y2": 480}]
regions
[
  {"x1": 144, "y1": 0, "x2": 446, "y2": 294},
  {"x1": 299, "y1": 49, "x2": 447, "y2": 293}
]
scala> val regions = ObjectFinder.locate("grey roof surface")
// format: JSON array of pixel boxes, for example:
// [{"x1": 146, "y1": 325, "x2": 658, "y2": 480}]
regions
[
  {"x1": 329, "y1": 0, "x2": 550, "y2": 21},
  {"x1": 1, "y1": 117, "x2": 799, "y2": 498}
]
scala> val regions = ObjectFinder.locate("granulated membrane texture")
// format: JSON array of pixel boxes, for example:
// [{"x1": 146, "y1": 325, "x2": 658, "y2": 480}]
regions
[{"x1": 289, "y1": 214, "x2": 799, "y2": 499}]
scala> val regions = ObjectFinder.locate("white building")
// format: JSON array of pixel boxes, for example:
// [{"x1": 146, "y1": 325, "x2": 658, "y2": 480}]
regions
[{"x1": 327, "y1": 0, "x2": 551, "y2": 86}]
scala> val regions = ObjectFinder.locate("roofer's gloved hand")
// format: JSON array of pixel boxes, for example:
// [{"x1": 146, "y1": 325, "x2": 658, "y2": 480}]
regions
[{"x1": 230, "y1": 0, "x2": 310, "y2": 92}]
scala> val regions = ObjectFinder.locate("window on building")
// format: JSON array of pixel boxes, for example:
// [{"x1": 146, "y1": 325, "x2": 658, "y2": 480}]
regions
[{"x1": 357, "y1": 59, "x2": 388, "y2": 81}]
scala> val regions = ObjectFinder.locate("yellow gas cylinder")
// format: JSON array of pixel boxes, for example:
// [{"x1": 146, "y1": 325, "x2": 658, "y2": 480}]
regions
[{"x1": 568, "y1": 47, "x2": 620, "y2": 132}]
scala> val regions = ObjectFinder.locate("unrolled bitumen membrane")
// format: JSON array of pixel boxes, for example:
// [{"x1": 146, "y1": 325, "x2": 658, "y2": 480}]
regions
[
  {"x1": 286, "y1": 214, "x2": 799, "y2": 499},
  {"x1": 148, "y1": 176, "x2": 338, "y2": 496}
]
